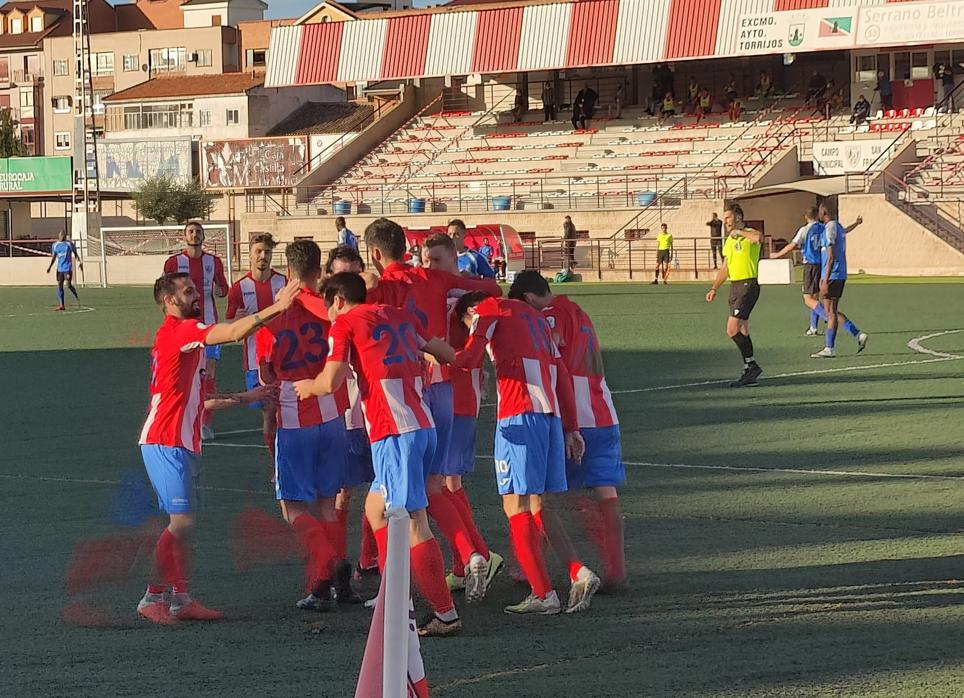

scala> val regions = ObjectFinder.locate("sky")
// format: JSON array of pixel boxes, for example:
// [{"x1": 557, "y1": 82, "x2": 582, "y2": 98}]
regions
[{"x1": 265, "y1": 0, "x2": 437, "y2": 18}]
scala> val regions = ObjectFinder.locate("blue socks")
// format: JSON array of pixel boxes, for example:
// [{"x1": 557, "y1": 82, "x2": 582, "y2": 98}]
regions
[
  {"x1": 843, "y1": 319, "x2": 860, "y2": 337},
  {"x1": 57, "y1": 286, "x2": 65, "y2": 306},
  {"x1": 809, "y1": 308, "x2": 820, "y2": 329},
  {"x1": 826, "y1": 328, "x2": 837, "y2": 349}
]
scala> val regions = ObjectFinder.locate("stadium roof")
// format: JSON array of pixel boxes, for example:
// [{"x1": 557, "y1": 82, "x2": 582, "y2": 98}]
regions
[
  {"x1": 266, "y1": 0, "x2": 943, "y2": 88},
  {"x1": 734, "y1": 176, "x2": 850, "y2": 200}
]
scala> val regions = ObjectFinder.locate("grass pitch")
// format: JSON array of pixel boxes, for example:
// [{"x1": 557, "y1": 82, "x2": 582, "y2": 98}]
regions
[{"x1": 4, "y1": 279, "x2": 964, "y2": 697}]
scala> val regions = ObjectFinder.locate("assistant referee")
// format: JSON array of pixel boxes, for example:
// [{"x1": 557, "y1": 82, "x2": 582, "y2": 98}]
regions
[{"x1": 705, "y1": 203, "x2": 763, "y2": 387}]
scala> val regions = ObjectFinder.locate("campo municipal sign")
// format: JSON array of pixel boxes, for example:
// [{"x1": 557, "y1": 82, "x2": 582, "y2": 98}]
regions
[{"x1": 0, "y1": 156, "x2": 72, "y2": 194}]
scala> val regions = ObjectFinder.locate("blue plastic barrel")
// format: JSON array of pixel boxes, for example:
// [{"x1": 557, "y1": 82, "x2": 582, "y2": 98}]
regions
[
  {"x1": 492, "y1": 196, "x2": 511, "y2": 211},
  {"x1": 408, "y1": 198, "x2": 426, "y2": 213},
  {"x1": 637, "y1": 191, "x2": 657, "y2": 207},
  {"x1": 333, "y1": 200, "x2": 352, "y2": 215}
]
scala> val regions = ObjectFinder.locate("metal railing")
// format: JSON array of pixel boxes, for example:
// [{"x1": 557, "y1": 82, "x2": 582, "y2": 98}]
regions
[{"x1": 882, "y1": 171, "x2": 964, "y2": 253}]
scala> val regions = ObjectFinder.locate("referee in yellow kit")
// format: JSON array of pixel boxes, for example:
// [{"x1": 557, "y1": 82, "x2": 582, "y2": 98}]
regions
[
  {"x1": 652, "y1": 223, "x2": 673, "y2": 285},
  {"x1": 705, "y1": 203, "x2": 763, "y2": 387}
]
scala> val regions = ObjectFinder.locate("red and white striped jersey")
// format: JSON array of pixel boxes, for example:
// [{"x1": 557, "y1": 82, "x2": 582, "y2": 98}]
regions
[
  {"x1": 447, "y1": 295, "x2": 484, "y2": 418},
  {"x1": 163, "y1": 252, "x2": 228, "y2": 326},
  {"x1": 455, "y1": 297, "x2": 578, "y2": 432},
  {"x1": 345, "y1": 374, "x2": 366, "y2": 431},
  {"x1": 262, "y1": 290, "x2": 348, "y2": 429},
  {"x1": 328, "y1": 303, "x2": 434, "y2": 443},
  {"x1": 139, "y1": 315, "x2": 213, "y2": 454},
  {"x1": 226, "y1": 270, "x2": 287, "y2": 371},
  {"x1": 543, "y1": 295, "x2": 619, "y2": 429}
]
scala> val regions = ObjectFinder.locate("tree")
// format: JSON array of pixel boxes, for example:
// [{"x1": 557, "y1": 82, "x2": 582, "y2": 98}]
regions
[
  {"x1": 133, "y1": 176, "x2": 215, "y2": 225},
  {"x1": 0, "y1": 109, "x2": 27, "y2": 158}
]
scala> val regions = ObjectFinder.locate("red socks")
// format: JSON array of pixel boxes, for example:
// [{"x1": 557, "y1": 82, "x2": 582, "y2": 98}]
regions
[
  {"x1": 410, "y1": 539, "x2": 455, "y2": 615},
  {"x1": 427, "y1": 492, "x2": 476, "y2": 565},
  {"x1": 533, "y1": 509, "x2": 584, "y2": 582},
  {"x1": 334, "y1": 509, "x2": 348, "y2": 561},
  {"x1": 155, "y1": 528, "x2": 188, "y2": 594},
  {"x1": 374, "y1": 523, "x2": 388, "y2": 572},
  {"x1": 598, "y1": 497, "x2": 626, "y2": 582},
  {"x1": 448, "y1": 488, "x2": 489, "y2": 559},
  {"x1": 291, "y1": 514, "x2": 336, "y2": 591},
  {"x1": 360, "y1": 513, "x2": 379, "y2": 569},
  {"x1": 509, "y1": 512, "x2": 552, "y2": 599}
]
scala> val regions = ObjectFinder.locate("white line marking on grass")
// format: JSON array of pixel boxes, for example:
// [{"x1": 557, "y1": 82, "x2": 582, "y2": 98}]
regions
[
  {"x1": 205, "y1": 442, "x2": 264, "y2": 449},
  {"x1": 2, "y1": 306, "x2": 95, "y2": 318},
  {"x1": 624, "y1": 460, "x2": 964, "y2": 481},
  {"x1": 906, "y1": 329, "x2": 963, "y2": 359},
  {"x1": 0, "y1": 471, "x2": 264, "y2": 494},
  {"x1": 210, "y1": 428, "x2": 263, "y2": 437}
]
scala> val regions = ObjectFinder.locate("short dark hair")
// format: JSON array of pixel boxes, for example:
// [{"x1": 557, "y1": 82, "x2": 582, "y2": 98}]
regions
[
  {"x1": 183, "y1": 221, "x2": 204, "y2": 233},
  {"x1": 806, "y1": 206, "x2": 819, "y2": 220},
  {"x1": 725, "y1": 202, "x2": 744, "y2": 219},
  {"x1": 154, "y1": 272, "x2": 191, "y2": 305},
  {"x1": 423, "y1": 232, "x2": 456, "y2": 252},
  {"x1": 454, "y1": 290, "x2": 489, "y2": 322},
  {"x1": 250, "y1": 233, "x2": 276, "y2": 248},
  {"x1": 323, "y1": 272, "x2": 367, "y2": 306},
  {"x1": 508, "y1": 270, "x2": 551, "y2": 300},
  {"x1": 335, "y1": 216, "x2": 346, "y2": 228},
  {"x1": 364, "y1": 218, "x2": 406, "y2": 261},
  {"x1": 325, "y1": 244, "x2": 365, "y2": 274},
  {"x1": 286, "y1": 239, "x2": 322, "y2": 279},
  {"x1": 819, "y1": 202, "x2": 837, "y2": 219},
  {"x1": 447, "y1": 219, "x2": 466, "y2": 234}
]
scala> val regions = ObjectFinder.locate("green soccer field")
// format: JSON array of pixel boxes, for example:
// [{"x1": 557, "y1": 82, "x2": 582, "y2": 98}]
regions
[{"x1": 4, "y1": 280, "x2": 964, "y2": 697}]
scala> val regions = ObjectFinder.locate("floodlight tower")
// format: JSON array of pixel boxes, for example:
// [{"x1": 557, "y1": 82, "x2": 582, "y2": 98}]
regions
[{"x1": 72, "y1": 0, "x2": 105, "y2": 286}]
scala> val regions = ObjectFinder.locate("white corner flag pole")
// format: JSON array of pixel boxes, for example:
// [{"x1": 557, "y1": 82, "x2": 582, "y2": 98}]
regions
[{"x1": 382, "y1": 506, "x2": 411, "y2": 698}]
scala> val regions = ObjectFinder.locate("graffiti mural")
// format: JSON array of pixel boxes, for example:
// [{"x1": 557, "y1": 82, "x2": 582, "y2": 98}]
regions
[
  {"x1": 98, "y1": 139, "x2": 194, "y2": 191},
  {"x1": 202, "y1": 137, "x2": 308, "y2": 190}
]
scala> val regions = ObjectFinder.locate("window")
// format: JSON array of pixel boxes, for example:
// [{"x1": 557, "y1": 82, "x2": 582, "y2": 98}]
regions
[
  {"x1": 856, "y1": 55, "x2": 877, "y2": 84},
  {"x1": 246, "y1": 49, "x2": 267, "y2": 68},
  {"x1": 21, "y1": 126, "x2": 34, "y2": 146},
  {"x1": 199, "y1": 110, "x2": 211, "y2": 126},
  {"x1": 122, "y1": 102, "x2": 194, "y2": 130},
  {"x1": 52, "y1": 95, "x2": 70, "y2": 113},
  {"x1": 55, "y1": 132, "x2": 70, "y2": 150},
  {"x1": 196, "y1": 49, "x2": 212, "y2": 68},
  {"x1": 10, "y1": 18, "x2": 22, "y2": 34},
  {"x1": 911, "y1": 51, "x2": 930, "y2": 80},
  {"x1": 149, "y1": 47, "x2": 186, "y2": 73},
  {"x1": 123, "y1": 54, "x2": 138, "y2": 72},
  {"x1": 226, "y1": 109, "x2": 239, "y2": 125},
  {"x1": 92, "y1": 90, "x2": 110, "y2": 113},
  {"x1": 20, "y1": 89, "x2": 33, "y2": 108},
  {"x1": 30, "y1": 16, "x2": 42, "y2": 32},
  {"x1": 53, "y1": 59, "x2": 68, "y2": 76},
  {"x1": 93, "y1": 52, "x2": 114, "y2": 76}
]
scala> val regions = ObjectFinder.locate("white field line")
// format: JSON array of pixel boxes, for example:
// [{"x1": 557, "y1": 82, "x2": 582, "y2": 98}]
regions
[
  {"x1": 0, "y1": 471, "x2": 263, "y2": 495},
  {"x1": 3, "y1": 306, "x2": 95, "y2": 319},
  {"x1": 623, "y1": 460, "x2": 964, "y2": 482}
]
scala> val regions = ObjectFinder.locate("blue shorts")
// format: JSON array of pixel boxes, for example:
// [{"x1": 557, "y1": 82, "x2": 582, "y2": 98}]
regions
[
  {"x1": 205, "y1": 344, "x2": 222, "y2": 361},
  {"x1": 344, "y1": 428, "x2": 375, "y2": 488},
  {"x1": 370, "y1": 428, "x2": 436, "y2": 512},
  {"x1": 274, "y1": 419, "x2": 347, "y2": 501},
  {"x1": 422, "y1": 381, "x2": 453, "y2": 477},
  {"x1": 566, "y1": 425, "x2": 625, "y2": 489},
  {"x1": 244, "y1": 369, "x2": 262, "y2": 409},
  {"x1": 493, "y1": 413, "x2": 567, "y2": 496},
  {"x1": 140, "y1": 444, "x2": 199, "y2": 514},
  {"x1": 444, "y1": 416, "x2": 477, "y2": 476}
]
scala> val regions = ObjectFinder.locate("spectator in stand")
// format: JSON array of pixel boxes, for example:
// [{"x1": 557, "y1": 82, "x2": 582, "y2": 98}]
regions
[
  {"x1": 875, "y1": 71, "x2": 893, "y2": 111},
  {"x1": 563, "y1": 216, "x2": 577, "y2": 269},
  {"x1": 806, "y1": 71, "x2": 828, "y2": 106},
  {"x1": 541, "y1": 82, "x2": 556, "y2": 122},
  {"x1": 492, "y1": 240, "x2": 507, "y2": 281},
  {"x1": 724, "y1": 74, "x2": 739, "y2": 108},
  {"x1": 572, "y1": 90, "x2": 587, "y2": 130},
  {"x1": 935, "y1": 62, "x2": 955, "y2": 113},
  {"x1": 512, "y1": 90, "x2": 527, "y2": 122},
  {"x1": 707, "y1": 212, "x2": 723, "y2": 270},
  {"x1": 409, "y1": 242, "x2": 422, "y2": 267},
  {"x1": 659, "y1": 92, "x2": 676, "y2": 123},
  {"x1": 755, "y1": 71, "x2": 774, "y2": 99},
  {"x1": 695, "y1": 88, "x2": 712, "y2": 123},
  {"x1": 850, "y1": 95, "x2": 871, "y2": 125},
  {"x1": 728, "y1": 95, "x2": 743, "y2": 122},
  {"x1": 335, "y1": 217, "x2": 357, "y2": 250},
  {"x1": 478, "y1": 238, "x2": 494, "y2": 263},
  {"x1": 608, "y1": 84, "x2": 624, "y2": 119},
  {"x1": 655, "y1": 63, "x2": 674, "y2": 98},
  {"x1": 687, "y1": 77, "x2": 700, "y2": 113},
  {"x1": 824, "y1": 81, "x2": 844, "y2": 119}
]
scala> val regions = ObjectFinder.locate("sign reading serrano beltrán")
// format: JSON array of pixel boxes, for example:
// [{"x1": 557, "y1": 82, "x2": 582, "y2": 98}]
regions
[
  {"x1": 858, "y1": 1, "x2": 964, "y2": 46},
  {"x1": 733, "y1": 7, "x2": 857, "y2": 56},
  {"x1": 0, "y1": 156, "x2": 72, "y2": 194}
]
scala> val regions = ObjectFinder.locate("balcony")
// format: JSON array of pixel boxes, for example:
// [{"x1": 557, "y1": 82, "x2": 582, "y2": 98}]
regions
[{"x1": 11, "y1": 69, "x2": 43, "y2": 84}]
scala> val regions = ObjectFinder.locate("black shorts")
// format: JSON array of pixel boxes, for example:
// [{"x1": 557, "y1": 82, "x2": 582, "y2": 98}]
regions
[
  {"x1": 803, "y1": 263, "x2": 821, "y2": 296},
  {"x1": 710, "y1": 237, "x2": 723, "y2": 250},
  {"x1": 657, "y1": 249, "x2": 671, "y2": 264},
  {"x1": 728, "y1": 279, "x2": 760, "y2": 319},
  {"x1": 825, "y1": 279, "x2": 846, "y2": 300},
  {"x1": 56, "y1": 271, "x2": 72, "y2": 284}
]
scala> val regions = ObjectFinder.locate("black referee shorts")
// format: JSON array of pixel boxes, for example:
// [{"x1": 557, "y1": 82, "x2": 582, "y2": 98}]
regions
[
  {"x1": 728, "y1": 279, "x2": 760, "y2": 319},
  {"x1": 656, "y1": 249, "x2": 671, "y2": 265},
  {"x1": 802, "y1": 263, "x2": 821, "y2": 297}
]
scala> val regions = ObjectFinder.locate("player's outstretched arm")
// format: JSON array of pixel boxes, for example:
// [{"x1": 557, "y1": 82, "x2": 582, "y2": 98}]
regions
[
  {"x1": 72, "y1": 244, "x2": 83, "y2": 268},
  {"x1": 735, "y1": 227, "x2": 762, "y2": 244},
  {"x1": 448, "y1": 271, "x2": 502, "y2": 298},
  {"x1": 706, "y1": 263, "x2": 729, "y2": 302},
  {"x1": 205, "y1": 384, "x2": 276, "y2": 411},
  {"x1": 293, "y1": 360, "x2": 350, "y2": 400},
  {"x1": 845, "y1": 216, "x2": 863, "y2": 233},
  {"x1": 423, "y1": 337, "x2": 456, "y2": 365},
  {"x1": 205, "y1": 278, "x2": 300, "y2": 345},
  {"x1": 770, "y1": 241, "x2": 798, "y2": 259}
]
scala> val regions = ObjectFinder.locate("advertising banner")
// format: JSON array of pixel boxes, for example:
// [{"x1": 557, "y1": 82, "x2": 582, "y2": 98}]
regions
[
  {"x1": 736, "y1": 7, "x2": 857, "y2": 55},
  {"x1": 98, "y1": 138, "x2": 194, "y2": 192},
  {"x1": 0, "y1": 156, "x2": 72, "y2": 193},
  {"x1": 202, "y1": 137, "x2": 308, "y2": 190},
  {"x1": 812, "y1": 139, "x2": 892, "y2": 175},
  {"x1": 857, "y1": 1, "x2": 964, "y2": 47}
]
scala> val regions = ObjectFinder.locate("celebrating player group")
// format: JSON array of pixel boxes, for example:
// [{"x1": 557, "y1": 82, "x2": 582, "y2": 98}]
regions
[{"x1": 135, "y1": 219, "x2": 627, "y2": 633}]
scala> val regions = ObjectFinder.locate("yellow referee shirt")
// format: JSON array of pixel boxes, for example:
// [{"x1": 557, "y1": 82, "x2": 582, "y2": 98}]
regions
[
  {"x1": 657, "y1": 232, "x2": 673, "y2": 250},
  {"x1": 723, "y1": 231, "x2": 761, "y2": 281}
]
